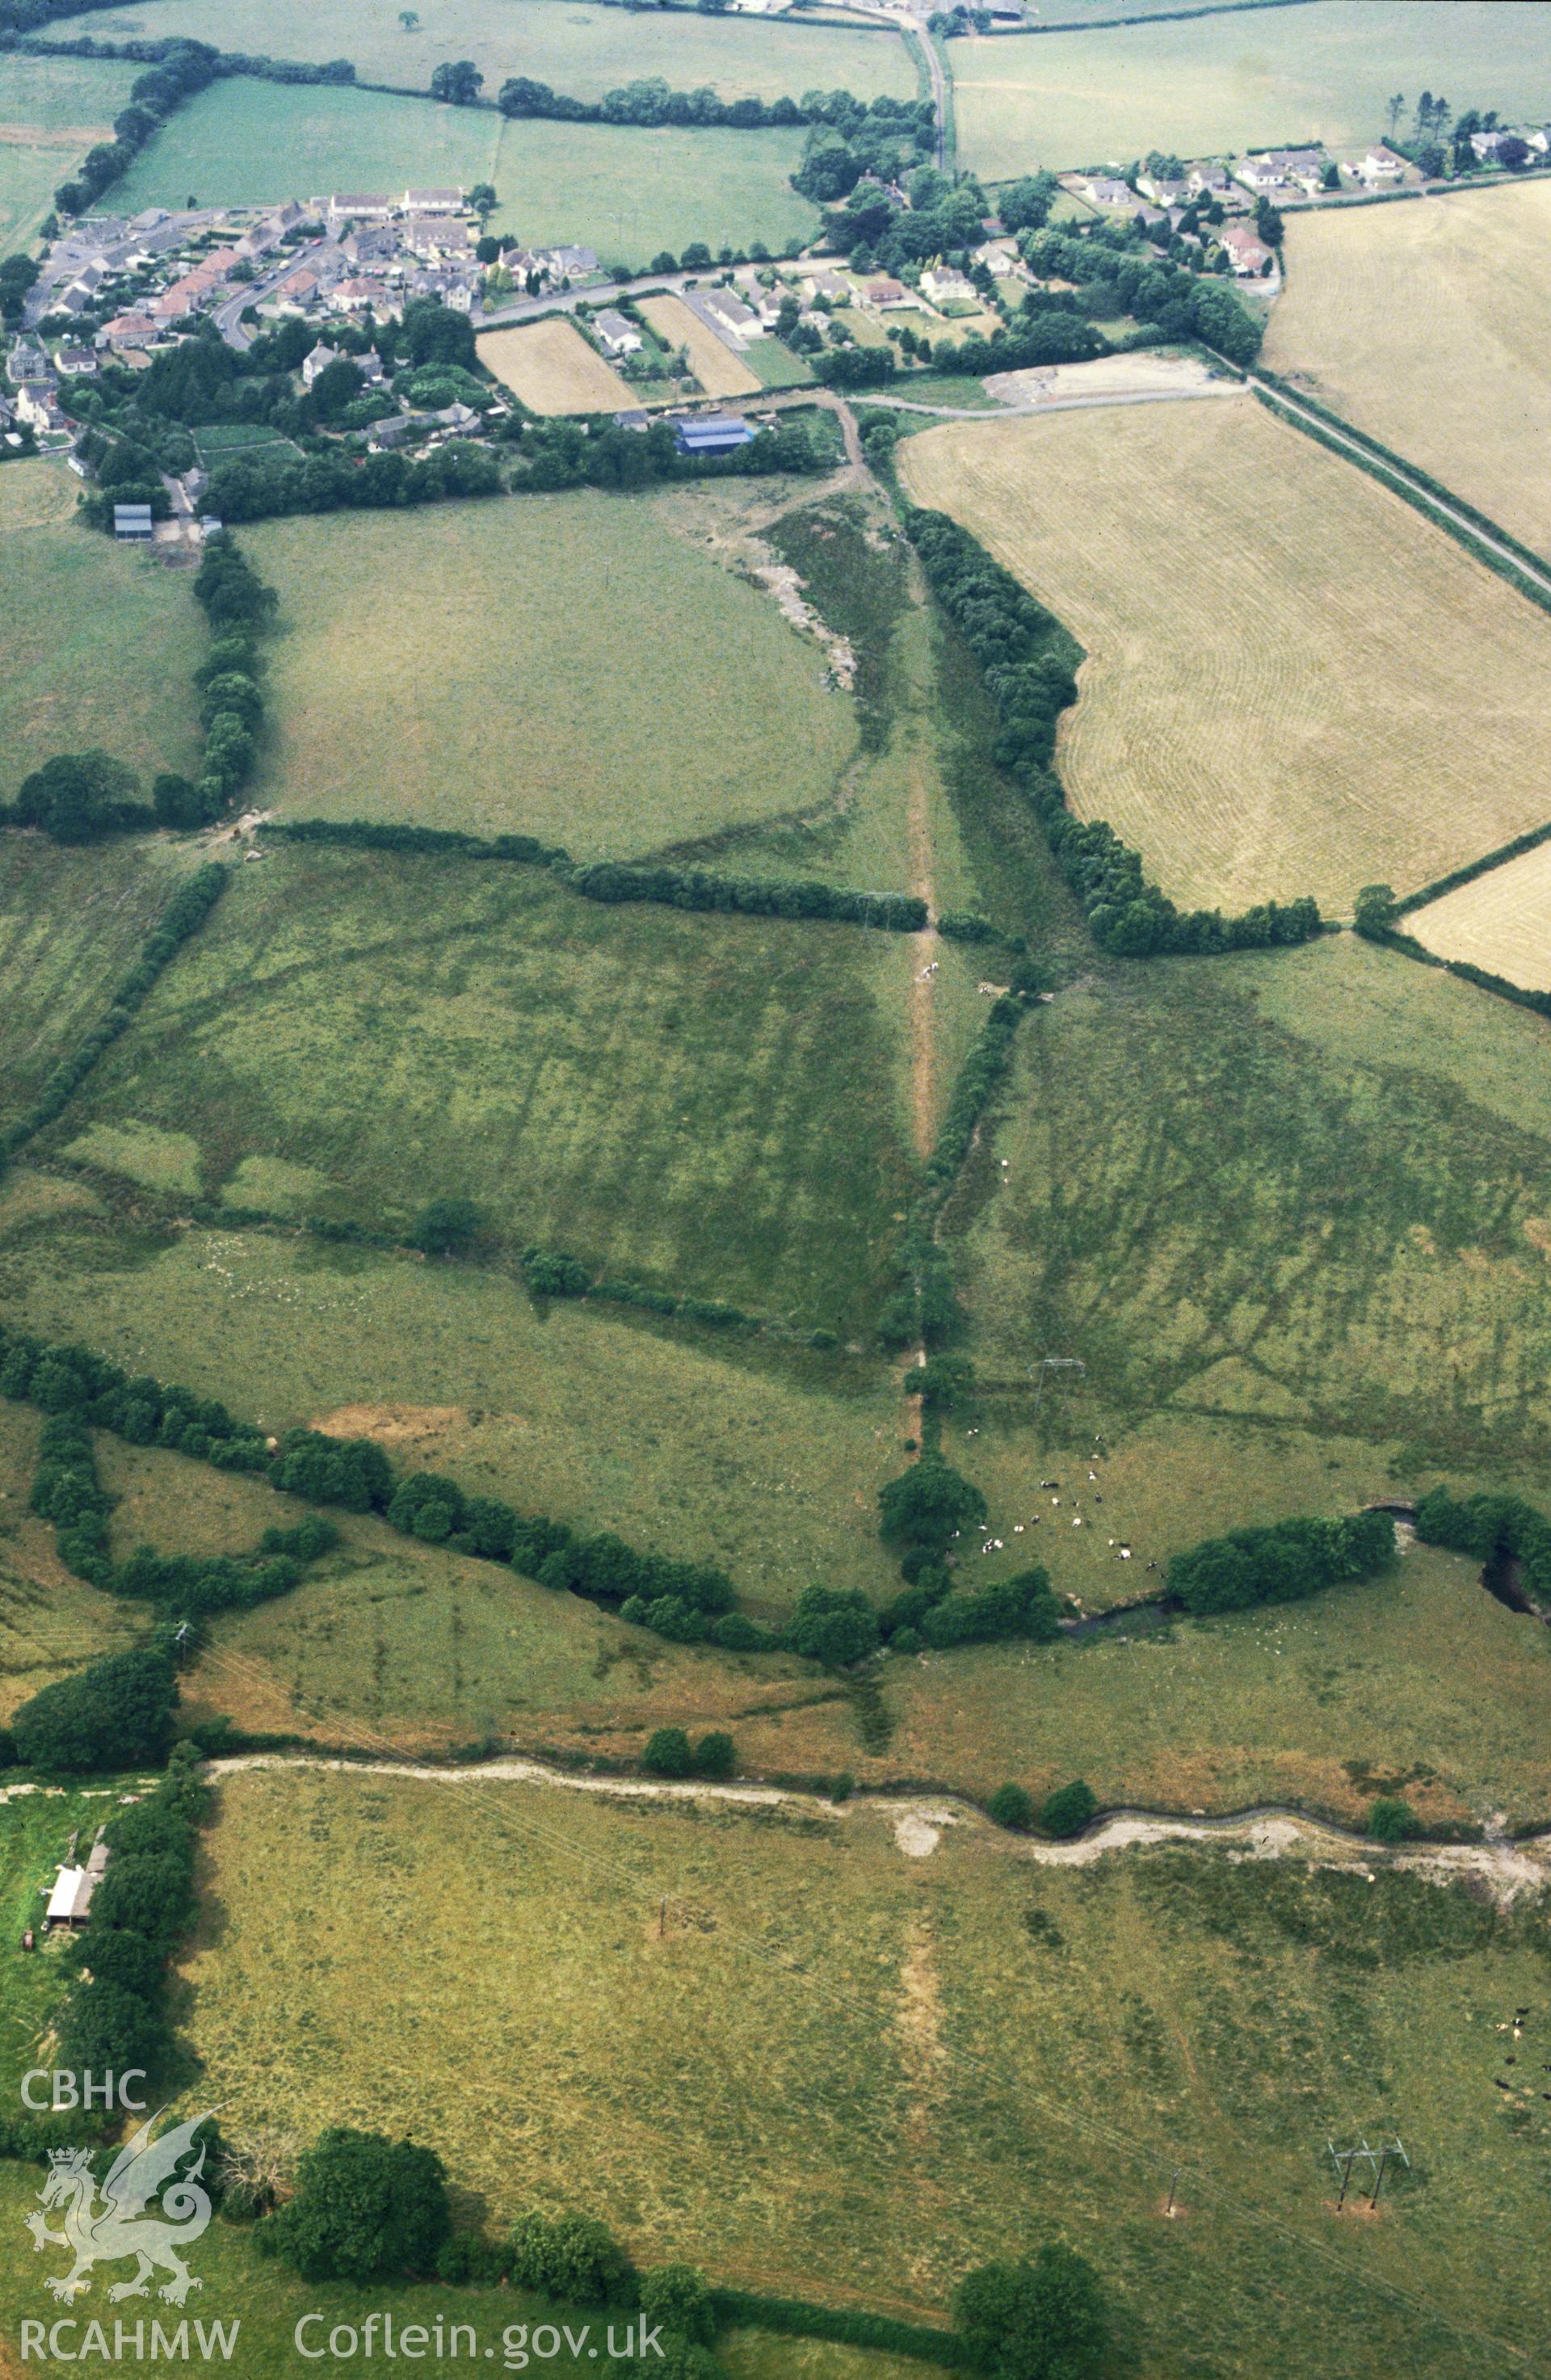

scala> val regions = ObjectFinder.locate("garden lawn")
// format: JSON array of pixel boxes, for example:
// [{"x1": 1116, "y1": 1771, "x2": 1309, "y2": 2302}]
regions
[
  {"x1": 242, "y1": 495, "x2": 858, "y2": 852},
  {"x1": 170, "y1": 1761, "x2": 1551, "y2": 2376},
  {"x1": 951, "y1": 0, "x2": 1551, "y2": 179},
  {"x1": 32, "y1": 843, "x2": 921, "y2": 1331},
  {"x1": 59, "y1": 0, "x2": 916, "y2": 106},
  {"x1": 0, "y1": 461, "x2": 205, "y2": 802}
]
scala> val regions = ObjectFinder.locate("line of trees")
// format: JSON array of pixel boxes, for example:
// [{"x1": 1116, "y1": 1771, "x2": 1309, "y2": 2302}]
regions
[
  {"x1": 497, "y1": 72, "x2": 902, "y2": 132},
  {"x1": 1165, "y1": 1509, "x2": 1397, "y2": 1615},
  {"x1": 1413, "y1": 1486, "x2": 1551, "y2": 1604},
  {"x1": 52, "y1": 38, "x2": 221, "y2": 217},
  {"x1": 268, "y1": 817, "x2": 929, "y2": 933},
  {"x1": 905, "y1": 506, "x2": 1322, "y2": 957},
  {"x1": 0, "y1": 1325, "x2": 760, "y2": 1654}
]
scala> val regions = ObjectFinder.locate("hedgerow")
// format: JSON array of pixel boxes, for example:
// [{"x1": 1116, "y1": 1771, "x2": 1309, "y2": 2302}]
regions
[
  {"x1": 0, "y1": 863, "x2": 228, "y2": 1175},
  {"x1": 903, "y1": 507, "x2": 1323, "y2": 958}
]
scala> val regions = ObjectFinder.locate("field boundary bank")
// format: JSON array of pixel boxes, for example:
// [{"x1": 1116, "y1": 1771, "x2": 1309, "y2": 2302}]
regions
[
  {"x1": 201, "y1": 1751, "x2": 1551, "y2": 1885},
  {"x1": 1392, "y1": 818, "x2": 1551, "y2": 919},
  {"x1": 0, "y1": 861, "x2": 226, "y2": 1180},
  {"x1": 1356, "y1": 919, "x2": 1551, "y2": 1024},
  {"x1": 1253, "y1": 368, "x2": 1551, "y2": 586},
  {"x1": 965, "y1": 0, "x2": 1314, "y2": 37},
  {"x1": 1248, "y1": 384, "x2": 1551, "y2": 619}
]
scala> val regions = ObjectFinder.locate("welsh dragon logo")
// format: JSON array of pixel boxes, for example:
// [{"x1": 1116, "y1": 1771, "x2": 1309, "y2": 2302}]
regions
[{"x1": 25, "y1": 2110, "x2": 214, "y2": 2305}]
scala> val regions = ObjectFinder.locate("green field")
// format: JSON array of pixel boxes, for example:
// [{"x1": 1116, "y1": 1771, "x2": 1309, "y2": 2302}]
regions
[
  {"x1": 30, "y1": 843, "x2": 921, "y2": 1329},
  {"x1": 104, "y1": 78, "x2": 818, "y2": 263},
  {"x1": 0, "y1": 838, "x2": 190, "y2": 1137},
  {"x1": 243, "y1": 496, "x2": 857, "y2": 852},
  {"x1": 61, "y1": 0, "x2": 917, "y2": 105},
  {"x1": 0, "y1": 51, "x2": 141, "y2": 249},
  {"x1": 0, "y1": 461, "x2": 205, "y2": 801},
  {"x1": 496, "y1": 113, "x2": 817, "y2": 260},
  {"x1": 0, "y1": 1779, "x2": 143, "y2": 2096},
  {"x1": 945, "y1": 931, "x2": 1551, "y2": 1486},
  {"x1": 167, "y1": 1762, "x2": 1551, "y2": 2375},
  {"x1": 0, "y1": 2164, "x2": 918, "y2": 2380},
  {"x1": 951, "y1": 0, "x2": 1551, "y2": 179},
  {"x1": 0, "y1": 1168, "x2": 909, "y2": 1618}
]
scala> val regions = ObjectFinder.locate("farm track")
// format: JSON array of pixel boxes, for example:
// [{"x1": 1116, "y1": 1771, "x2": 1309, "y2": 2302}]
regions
[{"x1": 204, "y1": 1751, "x2": 1551, "y2": 1903}]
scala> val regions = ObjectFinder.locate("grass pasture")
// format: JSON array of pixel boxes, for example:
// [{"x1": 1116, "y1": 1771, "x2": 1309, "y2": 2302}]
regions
[
  {"x1": 178, "y1": 1762, "x2": 1551, "y2": 2376},
  {"x1": 61, "y1": 0, "x2": 917, "y2": 106},
  {"x1": 1266, "y1": 181, "x2": 1551, "y2": 553},
  {"x1": 39, "y1": 844, "x2": 919, "y2": 1334},
  {"x1": 103, "y1": 76, "x2": 815, "y2": 264},
  {"x1": 490, "y1": 116, "x2": 817, "y2": 265},
  {"x1": 0, "y1": 51, "x2": 141, "y2": 249},
  {"x1": 477, "y1": 315, "x2": 633, "y2": 412},
  {"x1": 0, "y1": 1196, "x2": 906, "y2": 1621},
  {"x1": 898, "y1": 399, "x2": 1551, "y2": 913},
  {"x1": 0, "y1": 460, "x2": 205, "y2": 801},
  {"x1": 107, "y1": 76, "x2": 503, "y2": 212},
  {"x1": 950, "y1": 0, "x2": 1551, "y2": 179},
  {"x1": 1409, "y1": 841, "x2": 1551, "y2": 992},
  {"x1": 638, "y1": 292, "x2": 761, "y2": 397},
  {"x1": 243, "y1": 495, "x2": 858, "y2": 848},
  {"x1": 0, "y1": 838, "x2": 188, "y2": 1135},
  {"x1": 944, "y1": 934, "x2": 1551, "y2": 1486}
]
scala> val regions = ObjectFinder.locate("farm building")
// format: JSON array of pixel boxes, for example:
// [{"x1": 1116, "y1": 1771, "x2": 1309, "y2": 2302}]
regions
[
  {"x1": 46, "y1": 1837, "x2": 110, "y2": 1928},
  {"x1": 113, "y1": 505, "x2": 155, "y2": 541},
  {"x1": 675, "y1": 414, "x2": 754, "y2": 456}
]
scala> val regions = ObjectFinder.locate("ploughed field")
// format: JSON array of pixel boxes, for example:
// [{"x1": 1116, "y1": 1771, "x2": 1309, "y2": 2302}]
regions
[
  {"x1": 1265, "y1": 181, "x2": 1551, "y2": 556},
  {"x1": 897, "y1": 399, "x2": 1551, "y2": 914}
]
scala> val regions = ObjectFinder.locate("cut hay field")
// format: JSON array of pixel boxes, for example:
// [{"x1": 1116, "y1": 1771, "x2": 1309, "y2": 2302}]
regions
[
  {"x1": 951, "y1": 0, "x2": 1551, "y2": 180},
  {"x1": 0, "y1": 460, "x2": 205, "y2": 801},
  {"x1": 0, "y1": 1179, "x2": 906, "y2": 1620},
  {"x1": 493, "y1": 116, "x2": 816, "y2": 262},
  {"x1": 242, "y1": 494, "x2": 858, "y2": 848},
  {"x1": 898, "y1": 399, "x2": 1551, "y2": 913},
  {"x1": 639, "y1": 292, "x2": 761, "y2": 397},
  {"x1": 62, "y1": 0, "x2": 916, "y2": 105},
  {"x1": 477, "y1": 315, "x2": 633, "y2": 412},
  {"x1": 179, "y1": 1763, "x2": 1551, "y2": 2375},
  {"x1": 0, "y1": 837, "x2": 189, "y2": 1136},
  {"x1": 36, "y1": 845, "x2": 919, "y2": 1334},
  {"x1": 1409, "y1": 841, "x2": 1551, "y2": 993},
  {"x1": 0, "y1": 51, "x2": 141, "y2": 249},
  {"x1": 944, "y1": 932, "x2": 1551, "y2": 1489},
  {"x1": 1265, "y1": 182, "x2": 1551, "y2": 554}
]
